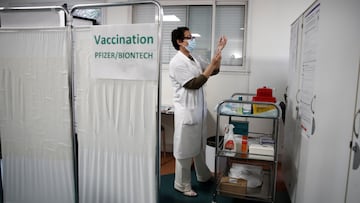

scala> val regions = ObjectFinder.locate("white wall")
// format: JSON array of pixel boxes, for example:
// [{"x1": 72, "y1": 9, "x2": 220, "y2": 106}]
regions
[{"x1": 247, "y1": 0, "x2": 314, "y2": 100}]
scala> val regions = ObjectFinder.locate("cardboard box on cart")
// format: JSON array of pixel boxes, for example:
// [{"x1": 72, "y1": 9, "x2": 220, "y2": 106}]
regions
[{"x1": 220, "y1": 176, "x2": 247, "y2": 195}]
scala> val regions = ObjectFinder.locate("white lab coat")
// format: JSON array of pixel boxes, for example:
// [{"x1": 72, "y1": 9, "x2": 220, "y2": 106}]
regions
[{"x1": 169, "y1": 51, "x2": 208, "y2": 159}]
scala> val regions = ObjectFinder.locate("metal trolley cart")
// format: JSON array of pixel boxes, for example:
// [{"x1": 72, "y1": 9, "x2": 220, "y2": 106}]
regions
[{"x1": 213, "y1": 93, "x2": 281, "y2": 203}]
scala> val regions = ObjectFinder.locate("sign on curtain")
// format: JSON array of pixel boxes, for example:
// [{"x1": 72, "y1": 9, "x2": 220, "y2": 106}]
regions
[{"x1": 91, "y1": 24, "x2": 158, "y2": 80}]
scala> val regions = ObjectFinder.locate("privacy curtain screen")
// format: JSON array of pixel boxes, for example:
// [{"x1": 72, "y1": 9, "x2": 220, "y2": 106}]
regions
[
  {"x1": 73, "y1": 27, "x2": 158, "y2": 203},
  {"x1": 0, "y1": 28, "x2": 75, "y2": 203},
  {"x1": 0, "y1": 4, "x2": 160, "y2": 203}
]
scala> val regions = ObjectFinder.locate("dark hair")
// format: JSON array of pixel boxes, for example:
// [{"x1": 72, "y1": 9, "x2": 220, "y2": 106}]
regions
[{"x1": 171, "y1": 26, "x2": 189, "y2": 50}]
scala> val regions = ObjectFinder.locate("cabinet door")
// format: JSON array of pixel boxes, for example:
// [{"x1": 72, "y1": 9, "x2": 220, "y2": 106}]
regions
[{"x1": 346, "y1": 60, "x2": 360, "y2": 203}]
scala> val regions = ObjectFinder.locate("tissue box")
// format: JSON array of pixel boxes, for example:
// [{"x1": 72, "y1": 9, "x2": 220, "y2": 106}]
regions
[
  {"x1": 220, "y1": 176, "x2": 247, "y2": 195},
  {"x1": 249, "y1": 144, "x2": 274, "y2": 156}
]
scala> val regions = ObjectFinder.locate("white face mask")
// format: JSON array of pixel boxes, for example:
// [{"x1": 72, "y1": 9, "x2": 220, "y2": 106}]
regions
[{"x1": 185, "y1": 38, "x2": 196, "y2": 52}]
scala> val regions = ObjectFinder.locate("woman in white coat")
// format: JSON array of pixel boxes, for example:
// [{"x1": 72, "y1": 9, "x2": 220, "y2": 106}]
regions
[{"x1": 169, "y1": 27, "x2": 227, "y2": 197}]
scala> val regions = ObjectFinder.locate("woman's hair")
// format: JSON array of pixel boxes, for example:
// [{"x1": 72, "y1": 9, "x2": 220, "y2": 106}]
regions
[{"x1": 171, "y1": 26, "x2": 189, "y2": 50}]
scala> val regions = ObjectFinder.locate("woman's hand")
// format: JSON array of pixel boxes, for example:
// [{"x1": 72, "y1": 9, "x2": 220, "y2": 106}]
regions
[
  {"x1": 216, "y1": 36, "x2": 227, "y2": 53},
  {"x1": 202, "y1": 37, "x2": 226, "y2": 78}
]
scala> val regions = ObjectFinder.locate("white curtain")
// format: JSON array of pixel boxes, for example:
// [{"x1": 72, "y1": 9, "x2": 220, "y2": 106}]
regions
[
  {"x1": 73, "y1": 27, "x2": 158, "y2": 203},
  {"x1": 0, "y1": 28, "x2": 75, "y2": 203}
]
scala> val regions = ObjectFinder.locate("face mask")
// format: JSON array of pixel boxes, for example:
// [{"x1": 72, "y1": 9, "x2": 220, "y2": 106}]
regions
[{"x1": 185, "y1": 38, "x2": 196, "y2": 52}]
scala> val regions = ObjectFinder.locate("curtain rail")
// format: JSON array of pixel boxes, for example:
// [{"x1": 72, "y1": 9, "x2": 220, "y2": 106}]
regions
[{"x1": 0, "y1": 5, "x2": 68, "y2": 14}]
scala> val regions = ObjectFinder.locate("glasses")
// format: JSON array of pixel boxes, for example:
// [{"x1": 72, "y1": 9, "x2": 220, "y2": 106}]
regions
[{"x1": 184, "y1": 36, "x2": 195, "y2": 40}]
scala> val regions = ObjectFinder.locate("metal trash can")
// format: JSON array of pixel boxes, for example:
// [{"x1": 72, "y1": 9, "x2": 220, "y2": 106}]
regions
[{"x1": 205, "y1": 136, "x2": 224, "y2": 173}]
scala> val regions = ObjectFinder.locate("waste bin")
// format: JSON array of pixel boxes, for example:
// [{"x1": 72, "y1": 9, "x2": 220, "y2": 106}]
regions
[{"x1": 205, "y1": 136, "x2": 225, "y2": 173}]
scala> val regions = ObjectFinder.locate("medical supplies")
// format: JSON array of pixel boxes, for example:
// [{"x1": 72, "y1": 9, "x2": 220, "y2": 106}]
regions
[
  {"x1": 223, "y1": 124, "x2": 236, "y2": 153},
  {"x1": 229, "y1": 120, "x2": 249, "y2": 135},
  {"x1": 228, "y1": 163, "x2": 263, "y2": 188},
  {"x1": 252, "y1": 86, "x2": 276, "y2": 114}
]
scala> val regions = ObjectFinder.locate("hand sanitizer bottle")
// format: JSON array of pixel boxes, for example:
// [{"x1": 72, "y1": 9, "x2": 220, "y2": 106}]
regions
[{"x1": 223, "y1": 124, "x2": 236, "y2": 153}]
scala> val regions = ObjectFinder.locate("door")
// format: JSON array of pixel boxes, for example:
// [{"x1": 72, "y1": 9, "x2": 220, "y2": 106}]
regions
[{"x1": 346, "y1": 59, "x2": 360, "y2": 203}]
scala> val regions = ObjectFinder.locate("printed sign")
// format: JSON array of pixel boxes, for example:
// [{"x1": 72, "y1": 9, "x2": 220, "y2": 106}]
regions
[{"x1": 91, "y1": 24, "x2": 158, "y2": 80}]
